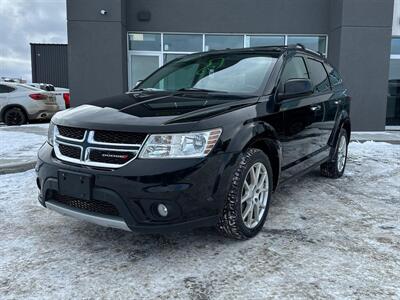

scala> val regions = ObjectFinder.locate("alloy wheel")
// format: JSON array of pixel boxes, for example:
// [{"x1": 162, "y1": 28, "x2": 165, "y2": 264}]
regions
[
  {"x1": 337, "y1": 135, "x2": 347, "y2": 172},
  {"x1": 240, "y1": 162, "x2": 269, "y2": 229},
  {"x1": 6, "y1": 111, "x2": 23, "y2": 125}
]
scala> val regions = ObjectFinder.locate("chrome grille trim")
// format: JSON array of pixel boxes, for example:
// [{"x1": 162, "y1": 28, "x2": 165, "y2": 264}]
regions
[
  {"x1": 54, "y1": 126, "x2": 148, "y2": 168},
  {"x1": 87, "y1": 131, "x2": 142, "y2": 148},
  {"x1": 54, "y1": 140, "x2": 83, "y2": 164}
]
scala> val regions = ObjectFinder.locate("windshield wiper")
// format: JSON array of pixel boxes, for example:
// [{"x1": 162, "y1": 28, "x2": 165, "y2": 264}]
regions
[{"x1": 177, "y1": 87, "x2": 227, "y2": 93}]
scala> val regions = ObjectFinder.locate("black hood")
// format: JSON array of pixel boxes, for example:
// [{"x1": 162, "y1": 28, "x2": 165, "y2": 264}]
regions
[{"x1": 53, "y1": 91, "x2": 259, "y2": 131}]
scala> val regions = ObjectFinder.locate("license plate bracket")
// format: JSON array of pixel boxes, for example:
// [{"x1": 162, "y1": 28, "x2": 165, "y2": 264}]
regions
[{"x1": 58, "y1": 170, "x2": 93, "y2": 200}]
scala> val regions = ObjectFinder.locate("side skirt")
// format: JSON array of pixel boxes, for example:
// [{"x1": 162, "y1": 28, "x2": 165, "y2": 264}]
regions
[{"x1": 277, "y1": 146, "x2": 331, "y2": 188}]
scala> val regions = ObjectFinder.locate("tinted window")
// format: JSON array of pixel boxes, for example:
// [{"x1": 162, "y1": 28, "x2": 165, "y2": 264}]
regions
[
  {"x1": 205, "y1": 35, "x2": 244, "y2": 51},
  {"x1": 163, "y1": 34, "x2": 202, "y2": 52},
  {"x1": 324, "y1": 64, "x2": 343, "y2": 87},
  {"x1": 0, "y1": 85, "x2": 15, "y2": 93},
  {"x1": 129, "y1": 33, "x2": 161, "y2": 51},
  {"x1": 306, "y1": 58, "x2": 330, "y2": 93},
  {"x1": 391, "y1": 37, "x2": 400, "y2": 55},
  {"x1": 248, "y1": 35, "x2": 285, "y2": 47},
  {"x1": 280, "y1": 56, "x2": 309, "y2": 91}
]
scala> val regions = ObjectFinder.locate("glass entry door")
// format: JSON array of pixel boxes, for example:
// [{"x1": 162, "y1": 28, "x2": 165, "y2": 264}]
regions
[
  {"x1": 387, "y1": 37, "x2": 400, "y2": 126},
  {"x1": 129, "y1": 53, "x2": 161, "y2": 89}
]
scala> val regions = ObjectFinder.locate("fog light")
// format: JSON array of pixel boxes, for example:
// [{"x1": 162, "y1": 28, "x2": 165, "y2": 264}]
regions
[{"x1": 157, "y1": 204, "x2": 168, "y2": 217}]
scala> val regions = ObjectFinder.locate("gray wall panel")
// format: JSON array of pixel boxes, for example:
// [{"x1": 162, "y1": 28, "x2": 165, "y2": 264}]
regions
[
  {"x1": 327, "y1": 28, "x2": 341, "y2": 68},
  {"x1": 329, "y1": 0, "x2": 343, "y2": 31},
  {"x1": 67, "y1": 0, "x2": 126, "y2": 23},
  {"x1": 338, "y1": 26, "x2": 392, "y2": 130},
  {"x1": 31, "y1": 44, "x2": 68, "y2": 88},
  {"x1": 67, "y1": 0, "x2": 127, "y2": 105},
  {"x1": 328, "y1": 0, "x2": 394, "y2": 131},
  {"x1": 127, "y1": 0, "x2": 330, "y2": 34},
  {"x1": 341, "y1": 0, "x2": 394, "y2": 27},
  {"x1": 68, "y1": 21, "x2": 126, "y2": 104}
]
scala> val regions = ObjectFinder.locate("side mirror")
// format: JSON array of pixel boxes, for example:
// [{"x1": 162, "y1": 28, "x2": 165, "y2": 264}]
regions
[{"x1": 279, "y1": 79, "x2": 313, "y2": 100}]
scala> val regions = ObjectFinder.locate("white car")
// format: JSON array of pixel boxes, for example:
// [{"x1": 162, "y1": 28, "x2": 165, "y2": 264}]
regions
[
  {"x1": 29, "y1": 83, "x2": 70, "y2": 109},
  {"x1": 0, "y1": 82, "x2": 60, "y2": 126}
]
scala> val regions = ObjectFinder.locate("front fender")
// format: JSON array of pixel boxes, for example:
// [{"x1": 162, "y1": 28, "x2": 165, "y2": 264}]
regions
[
  {"x1": 226, "y1": 120, "x2": 279, "y2": 153},
  {"x1": 226, "y1": 120, "x2": 282, "y2": 190}
]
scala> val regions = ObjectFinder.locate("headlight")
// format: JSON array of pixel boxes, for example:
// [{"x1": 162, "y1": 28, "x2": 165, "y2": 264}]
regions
[
  {"x1": 139, "y1": 128, "x2": 222, "y2": 159},
  {"x1": 47, "y1": 122, "x2": 57, "y2": 146}
]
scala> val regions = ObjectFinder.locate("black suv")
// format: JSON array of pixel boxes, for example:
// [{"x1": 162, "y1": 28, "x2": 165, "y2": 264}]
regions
[{"x1": 36, "y1": 45, "x2": 351, "y2": 239}]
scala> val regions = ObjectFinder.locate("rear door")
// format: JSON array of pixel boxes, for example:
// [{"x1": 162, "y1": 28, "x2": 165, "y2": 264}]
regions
[
  {"x1": 304, "y1": 57, "x2": 338, "y2": 151},
  {"x1": 278, "y1": 55, "x2": 333, "y2": 180}
]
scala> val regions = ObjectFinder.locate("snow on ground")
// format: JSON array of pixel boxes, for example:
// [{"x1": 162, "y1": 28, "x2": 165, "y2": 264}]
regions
[
  {"x1": 0, "y1": 141, "x2": 399, "y2": 299},
  {"x1": 0, "y1": 124, "x2": 48, "y2": 167}
]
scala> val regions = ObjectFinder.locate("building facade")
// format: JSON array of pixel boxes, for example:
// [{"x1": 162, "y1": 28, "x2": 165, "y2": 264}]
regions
[
  {"x1": 66, "y1": 0, "x2": 396, "y2": 131},
  {"x1": 31, "y1": 43, "x2": 68, "y2": 88}
]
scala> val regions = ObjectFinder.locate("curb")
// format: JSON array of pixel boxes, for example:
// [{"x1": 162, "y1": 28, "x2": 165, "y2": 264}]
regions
[{"x1": 0, "y1": 161, "x2": 37, "y2": 175}]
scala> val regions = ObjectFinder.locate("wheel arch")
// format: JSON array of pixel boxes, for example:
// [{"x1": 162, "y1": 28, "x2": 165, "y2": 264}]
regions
[
  {"x1": 1, "y1": 104, "x2": 29, "y2": 122},
  {"x1": 342, "y1": 118, "x2": 351, "y2": 144},
  {"x1": 329, "y1": 110, "x2": 351, "y2": 148},
  {"x1": 230, "y1": 121, "x2": 282, "y2": 191}
]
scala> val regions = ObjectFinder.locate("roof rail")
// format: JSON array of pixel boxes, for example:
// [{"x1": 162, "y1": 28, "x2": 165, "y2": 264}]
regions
[{"x1": 287, "y1": 43, "x2": 324, "y2": 58}]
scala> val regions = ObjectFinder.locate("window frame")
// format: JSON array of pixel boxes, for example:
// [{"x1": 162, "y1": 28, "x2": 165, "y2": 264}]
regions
[
  {"x1": 277, "y1": 55, "x2": 310, "y2": 95},
  {"x1": 386, "y1": 36, "x2": 400, "y2": 128},
  {"x1": 305, "y1": 56, "x2": 331, "y2": 94}
]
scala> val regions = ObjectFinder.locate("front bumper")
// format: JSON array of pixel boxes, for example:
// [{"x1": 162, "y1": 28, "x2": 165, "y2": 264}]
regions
[{"x1": 36, "y1": 142, "x2": 239, "y2": 233}]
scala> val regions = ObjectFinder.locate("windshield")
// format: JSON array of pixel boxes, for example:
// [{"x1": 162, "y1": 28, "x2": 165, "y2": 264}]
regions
[{"x1": 136, "y1": 53, "x2": 277, "y2": 94}]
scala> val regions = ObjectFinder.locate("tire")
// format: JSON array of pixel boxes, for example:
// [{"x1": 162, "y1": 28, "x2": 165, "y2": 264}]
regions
[
  {"x1": 320, "y1": 128, "x2": 348, "y2": 178},
  {"x1": 4, "y1": 107, "x2": 27, "y2": 126},
  {"x1": 217, "y1": 148, "x2": 273, "y2": 240}
]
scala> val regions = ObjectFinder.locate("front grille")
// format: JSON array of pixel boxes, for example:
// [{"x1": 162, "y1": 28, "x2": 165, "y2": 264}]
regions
[
  {"x1": 54, "y1": 126, "x2": 147, "y2": 168},
  {"x1": 53, "y1": 193, "x2": 120, "y2": 217},
  {"x1": 59, "y1": 144, "x2": 81, "y2": 159},
  {"x1": 94, "y1": 130, "x2": 147, "y2": 145},
  {"x1": 58, "y1": 125, "x2": 85, "y2": 140},
  {"x1": 89, "y1": 149, "x2": 135, "y2": 165}
]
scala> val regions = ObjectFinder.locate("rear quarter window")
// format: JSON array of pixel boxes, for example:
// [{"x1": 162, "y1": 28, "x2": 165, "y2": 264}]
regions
[
  {"x1": 0, "y1": 84, "x2": 16, "y2": 93},
  {"x1": 306, "y1": 58, "x2": 330, "y2": 93},
  {"x1": 324, "y1": 64, "x2": 343, "y2": 88}
]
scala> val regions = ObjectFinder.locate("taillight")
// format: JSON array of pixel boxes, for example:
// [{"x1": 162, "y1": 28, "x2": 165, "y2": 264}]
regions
[
  {"x1": 29, "y1": 93, "x2": 47, "y2": 100},
  {"x1": 63, "y1": 93, "x2": 70, "y2": 108}
]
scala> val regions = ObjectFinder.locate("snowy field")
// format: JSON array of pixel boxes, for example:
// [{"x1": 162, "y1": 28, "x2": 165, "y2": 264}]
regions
[
  {"x1": 0, "y1": 129, "x2": 399, "y2": 299},
  {"x1": 0, "y1": 124, "x2": 48, "y2": 169}
]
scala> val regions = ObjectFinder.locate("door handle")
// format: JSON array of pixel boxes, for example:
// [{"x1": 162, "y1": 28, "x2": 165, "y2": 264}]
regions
[{"x1": 310, "y1": 105, "x2": 321, "y2": 111}]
